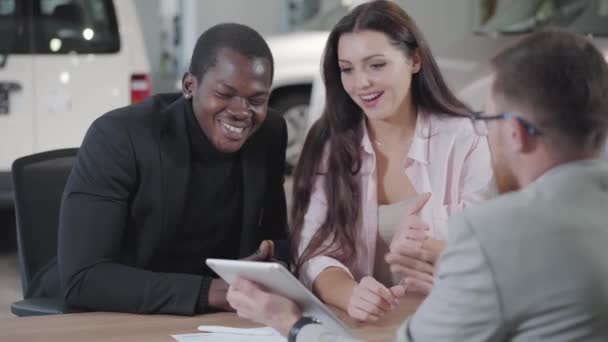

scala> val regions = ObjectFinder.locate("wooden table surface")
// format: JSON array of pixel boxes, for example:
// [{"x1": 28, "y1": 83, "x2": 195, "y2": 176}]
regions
[{"x1": 0, "y1": 295, "x2": 424, "y2": 342}]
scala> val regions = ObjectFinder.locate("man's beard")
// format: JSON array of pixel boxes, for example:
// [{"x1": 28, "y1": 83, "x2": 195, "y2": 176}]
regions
[{"x1": 492, "y1": 157, "x2": 520, "y2": 194}]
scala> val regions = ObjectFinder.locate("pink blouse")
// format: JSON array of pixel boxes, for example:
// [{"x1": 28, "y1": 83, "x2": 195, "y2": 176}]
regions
[{"x1": 298, "y1": 112, "x2": 494, "y2": 289}]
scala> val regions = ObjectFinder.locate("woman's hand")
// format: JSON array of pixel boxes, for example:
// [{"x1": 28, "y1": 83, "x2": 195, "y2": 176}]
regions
[
  {"x1": 386, "y1": 238, "x2": 442, "y2": 294},
  {"x1": 227, "y1": 277, "x2": 301, "y2": 336},
  {"x1": 387, "y1": 193, "x2": 441, "y2": 295},
  {"x1": 347, "y1": 276, "x2": 405, "y2": 322},
  {"x1": 391, "y1": 193, "x2": 432, "y2": 244}
]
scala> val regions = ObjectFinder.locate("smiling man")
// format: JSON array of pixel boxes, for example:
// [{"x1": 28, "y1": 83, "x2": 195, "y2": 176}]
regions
[{"x1": 27, "y1": 23, "x2": 288, "y2": 316}]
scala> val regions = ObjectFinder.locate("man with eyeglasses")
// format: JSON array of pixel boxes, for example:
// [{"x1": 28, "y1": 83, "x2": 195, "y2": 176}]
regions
[{"x1": 225, "y1": 29, "x2": 608, "y2": 341}]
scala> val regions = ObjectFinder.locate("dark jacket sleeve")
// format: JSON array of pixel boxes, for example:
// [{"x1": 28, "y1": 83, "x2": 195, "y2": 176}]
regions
[
  {"x1": 58, "y1": 115, "x2": 203, "y2": 315},
  {"x1": 261, "y1": 115, "x2": 290, "y2": 262}
]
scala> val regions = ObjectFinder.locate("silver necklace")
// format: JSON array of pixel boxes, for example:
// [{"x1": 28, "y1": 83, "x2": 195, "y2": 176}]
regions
[{"x1": 373, "y1": 136, "x2": 411, "y2": 149}]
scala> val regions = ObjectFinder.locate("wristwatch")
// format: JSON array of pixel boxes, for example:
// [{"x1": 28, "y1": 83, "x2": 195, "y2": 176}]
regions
[{"x1": 287, "y1": 316, "x2": 321, "y2": 342}]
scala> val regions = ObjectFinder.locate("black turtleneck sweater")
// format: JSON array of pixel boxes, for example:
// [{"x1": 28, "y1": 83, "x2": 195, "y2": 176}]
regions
[{"x1": 149, "y1": 103, "x2": 242, "y2": 312}]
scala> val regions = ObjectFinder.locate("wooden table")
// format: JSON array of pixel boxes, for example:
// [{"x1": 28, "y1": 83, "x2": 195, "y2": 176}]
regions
[{"x1": 0, "y1": 295, "x2": 424, "y2": 342}]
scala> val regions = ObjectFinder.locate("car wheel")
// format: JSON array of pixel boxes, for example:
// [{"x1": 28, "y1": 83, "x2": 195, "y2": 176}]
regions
[{"x1": 271, "y1": 91, "x2": 310, "y2": 174}]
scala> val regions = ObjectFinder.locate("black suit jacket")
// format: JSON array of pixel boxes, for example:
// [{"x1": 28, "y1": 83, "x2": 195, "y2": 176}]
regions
[{"x1": 57, "y1": 93, "x2": 288, "y2": 315}]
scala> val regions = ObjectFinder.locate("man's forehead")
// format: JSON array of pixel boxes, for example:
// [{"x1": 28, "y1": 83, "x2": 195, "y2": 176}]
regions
[
  {"x1": 250, "y1": 58, "x2": 268, "y2": 76},
  {"x1": 216, "y1": 47, "x2": 269, "y2": 67},
  {"x1": 209, "y1": 49, "x2": 271, "y2": 80}
]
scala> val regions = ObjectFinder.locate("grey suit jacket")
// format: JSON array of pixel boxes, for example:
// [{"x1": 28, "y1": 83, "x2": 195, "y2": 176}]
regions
[{"x1": 298, "y1": 160, "x2": 608, "y2": 342}]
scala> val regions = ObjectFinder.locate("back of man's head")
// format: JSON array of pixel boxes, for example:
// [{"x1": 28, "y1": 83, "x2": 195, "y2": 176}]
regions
[
  {"x1": 188, "y1": 23, "x2": 274, "y2": 82},
  {"x1": 490, "y1": 29, "x2": 608, "y2": 156}
]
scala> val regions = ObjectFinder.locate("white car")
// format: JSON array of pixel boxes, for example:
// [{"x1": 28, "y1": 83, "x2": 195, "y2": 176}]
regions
[
  {"x1": 0, "y1": 0, "x2": 151, "y2": 208},
  {"x1": 266, "y1": 30, "x2": 329, "y2": 172},
  {"x1": 265, "y1": 3, "x2": 352, "y2": 171}
]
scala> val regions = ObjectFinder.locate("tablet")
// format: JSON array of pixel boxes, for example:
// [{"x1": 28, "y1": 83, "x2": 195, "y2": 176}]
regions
[{"x1": 206, "y1": 258, "x2": 355, "y2": 338}]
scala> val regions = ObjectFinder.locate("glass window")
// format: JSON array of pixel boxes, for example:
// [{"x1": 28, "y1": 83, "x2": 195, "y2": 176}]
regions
[
  {"x1": 0, "y1": 0, "x2": 119, "y2": 55},
  {"x1": 0, "y1": 0, "x2": 15, "y2": 15},
  {"x1": 567, "y1": 0, "x2": 608, "y2": 36},
  {"x1": 600, "y1": 0, "x2": 608, "y2": 15},
  {"x1": 296, "y1": 4, "x2": 349, "y2": 31},
  {"x1": 0, "y1": 0, "x2": 28, "y2": 54},
  {"x1": 33, "y1": 0, "x2": 119, "y2": 54},
  {"x1": 478, "y1": 0, "x2": 605, "y2": 35}
]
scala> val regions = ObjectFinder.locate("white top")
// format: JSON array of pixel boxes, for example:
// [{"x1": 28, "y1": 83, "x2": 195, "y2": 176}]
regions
[{"x1": 373, "y1": 199, "x2": 416, "y2": 286}]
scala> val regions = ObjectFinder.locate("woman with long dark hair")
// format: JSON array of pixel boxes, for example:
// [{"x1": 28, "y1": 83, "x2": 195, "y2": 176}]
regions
[{"x1": 291, "y1": 0, "x2": 493, "y2": 321}]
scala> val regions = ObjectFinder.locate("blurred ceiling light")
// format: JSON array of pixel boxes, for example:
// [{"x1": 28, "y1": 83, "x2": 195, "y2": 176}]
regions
[
  {"x1": 59, "y1": 71, "x2": 70, "y2": 84},
  {"x1": 50, "y1": 38, "x2": 62, "y2": 52},
  {"x1": 83, "y1": 28, "x2": 95, "y2": 41}
]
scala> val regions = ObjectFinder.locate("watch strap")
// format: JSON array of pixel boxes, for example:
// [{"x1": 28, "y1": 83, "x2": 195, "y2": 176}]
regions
[{"x1": 287, "y1": 316, "x2": 321, "y2": 342}]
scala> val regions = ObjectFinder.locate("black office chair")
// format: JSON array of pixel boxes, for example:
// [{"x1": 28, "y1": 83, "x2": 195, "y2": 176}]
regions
[{"x1": 10, "y1": 148, "x2": 79, "y2": 316}]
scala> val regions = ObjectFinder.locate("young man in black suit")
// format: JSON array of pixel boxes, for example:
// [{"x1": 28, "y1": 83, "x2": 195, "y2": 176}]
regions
[{"x1": 32, "y1": 23, "x2": 288, "y2": 315}]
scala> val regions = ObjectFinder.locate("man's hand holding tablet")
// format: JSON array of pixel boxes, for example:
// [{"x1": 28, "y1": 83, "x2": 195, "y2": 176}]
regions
[
  {"x1": 227, "y1": 277, "x2": 302, "y2": 336},
  {"x1": 206, "y1": 258, "x2": 355, "y2": 339}
]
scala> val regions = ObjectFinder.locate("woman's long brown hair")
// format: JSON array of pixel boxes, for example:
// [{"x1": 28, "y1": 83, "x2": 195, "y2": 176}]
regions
[{"x1": 290, "y1": 0, "x2": 471, "y2": 273}]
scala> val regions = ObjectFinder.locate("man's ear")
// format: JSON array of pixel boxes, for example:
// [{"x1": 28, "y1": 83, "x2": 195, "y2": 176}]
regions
[
  {"x1": 182, "y1": 72, "x2": 197, "y2": 99},
  {"x1": 506, "y1": 118, "x2": 535, "y2": 154}
]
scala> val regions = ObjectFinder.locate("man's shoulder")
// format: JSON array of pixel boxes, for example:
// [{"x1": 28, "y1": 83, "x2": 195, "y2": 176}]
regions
[
  {"x1": 461, "y1": 162, "x2": 608, "y2": 239},
  {"x1": 453, "y1": 183, "x2": 580, "y2": 261},
  {"x1": 92, "y1": 93, "x2": 182, "y2": 131},
  {"x1": 456, "y1": 190, "x2": 535, "y2": 241}
]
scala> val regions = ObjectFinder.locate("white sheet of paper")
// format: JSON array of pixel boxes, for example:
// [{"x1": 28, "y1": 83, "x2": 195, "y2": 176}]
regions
[{"x1": 171, "y1": 326, "x2": 285, "y2": 342}]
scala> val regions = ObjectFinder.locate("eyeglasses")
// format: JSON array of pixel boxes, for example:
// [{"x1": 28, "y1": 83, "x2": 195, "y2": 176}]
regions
[{"x1": 469, "y1": 111, "x2": 543, "y2": 137}]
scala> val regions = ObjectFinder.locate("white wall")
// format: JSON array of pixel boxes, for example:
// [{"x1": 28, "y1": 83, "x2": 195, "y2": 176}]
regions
[
  {"x1": 196, "y1": 0, "x2": 289, "y2": 35},
  {"x1": 133, "y1": 0, "x2": 161, "y2": 90},
  {"x1": 181, "y1": 0, "x2": 289, "y2": 68},
  {"x1": 133, "y1": 0, "x2": 182, "y2": 92}
]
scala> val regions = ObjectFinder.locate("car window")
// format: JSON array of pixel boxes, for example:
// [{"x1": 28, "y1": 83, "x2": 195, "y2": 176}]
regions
[
  {"x1": 294, "y1": 0, "x2": 409, "y2": 32},
  {"x1": 296, "y1": 4, "x2": 349, "y2": 31},
  {"x1": 0, "y1": 0, "x2": 15, "y2": 14},
  {"x1": 0, "y1": 0, "x2": 28, "y2": 54},
  {"x1": 479, "y1": 0, "x2": 591, "y2": 34},
  {"x1": 33, "y1": 0, "x2": 119, "y2": 54},
  {"x1": 567, "y1": 0, "x2": 608, "y2": 36},
  {"x1": 0, "y1": 0, "x2": 119, "y2": 55}
]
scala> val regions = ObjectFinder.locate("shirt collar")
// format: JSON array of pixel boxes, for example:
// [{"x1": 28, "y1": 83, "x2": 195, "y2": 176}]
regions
[
  {"x1": 408, "y1": 111, "x2": 431, "y2": 165},
  {"x1": 184, "y1": 100, "x2": 237, "y2": 162},
  {"x1": 361, "y1": 120, "x2": 375, "y2": 155}
]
